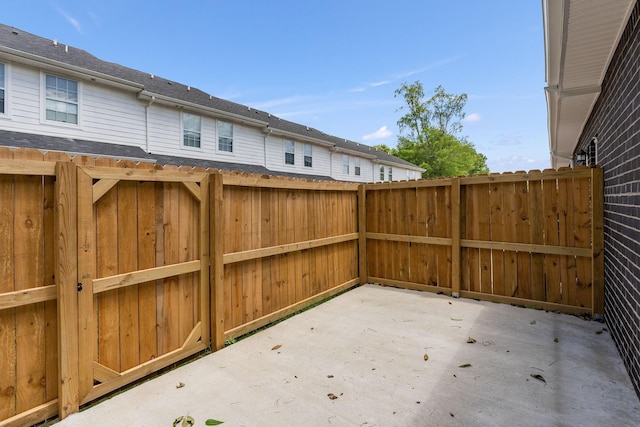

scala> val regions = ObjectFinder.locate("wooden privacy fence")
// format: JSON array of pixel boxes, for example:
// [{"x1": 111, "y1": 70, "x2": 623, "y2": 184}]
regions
[
  {"x1": 0, "y1": 148, "x2": 602, "y2": 426},
  {"x1": 364, "y1": 167, "x2": 604, "y2": 315}
]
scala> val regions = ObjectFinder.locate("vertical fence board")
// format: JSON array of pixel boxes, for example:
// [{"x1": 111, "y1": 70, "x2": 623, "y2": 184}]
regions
[
  {"x1": 475, "y1": 184, "x2": 491, "y2": 293},
  {"x1": 261, "y1": 188, "x2": 273, "y2": 314},
  {"x1": 542, "y1": 174, "x2": 561, "y2": 303},
  {"x1": 44, "y1": 154, "x2": 69, "y2": 407},
  {"x1": 529, "y1": 172, "x2": 545, "y2": 302},
  {"x1": 251, "y1": 187, "x2": 263, "y2": 319},
  {"x1": 413, "y1": 187, "x2": 428, "y2": 286},
  {"x1": 465, "y1": 184, "x2": 481, "y2": 292},
  {"x1": 75, "y1": 160, "x2": 96, "y2": 403},
  {"x1": 0, "y1": 149, "x2": 16, "y2": 420},
  {"x1": 557, "y1": 169, "x2": 576, "y2": 305},
  {"x1": 514, "y1": 179, "x2": 532, "y2": 299},
  {"x1": 438, "y1": 185, "x2": 453, "y2": 289},
  {"x1": 54, "y1": 161, "x2": 78, "y2": 418},
  {"x1": 211, "y1": 173, "x2": 225, "y2": 349},
  {"x1": 502, "y1": 177, "x2": 520, "y2": 297},
  {"x1": 574, "y1": 173, "x2": 592, "y2": 308},
  {"x1": 13, "y1": 149, "x2": 46, "y2": 413},
  {"x1": 365, "y1": 189, "x2": 378, "y2": 279},
  {"x1": 96, "y1": 182, "x2": 120, "y2": 371},
  {"x1": 489, "y1": 179, "x2": 506, "y2": 296},
  {"x1": 160, "y1": 180, "x2": 180, "y2": 353},
  {"x1": 177, "y1": 182, "x2": 195, "y2": 343},
  {"x1": 137, "y1": 180, "x2": 158, "y2": 361},
  {"x1": 117, "y1": 180, "x2": 140, "y2": 371}
]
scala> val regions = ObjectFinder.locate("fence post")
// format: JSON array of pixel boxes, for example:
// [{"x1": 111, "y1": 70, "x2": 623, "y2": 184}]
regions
[
  {"x1": 210, "y1": 172, "x2": 225, "y2": 350},
  {"x1": 591, "y1": 166, "x2": 604, "y2": 317},
  {"x1": 451, "y1": 177, "x2": 461, "y2": 297},
  {"x1": 55, "y1": 161, "x2": 79, "y2": 418},
  {"x1": 358, "y1": 185, "x2": 367, "y2": 285}
]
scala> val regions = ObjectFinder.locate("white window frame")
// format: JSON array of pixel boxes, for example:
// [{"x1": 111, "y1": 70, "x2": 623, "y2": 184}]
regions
[
  {"x1": 0, "y1": 62, "x2": 6, "y2": 116},
  {"x1": 284, "y1": 140, "x2": 295, "y2": 165},
  {"x1": 342, "y1": 155, "x2": 349, "y2": 174},
  {"x1": 303, "y1": 143, "x2": 312, "y2": 168},
  {"x1": 42, "y1": 73, "x2": 80, "y2": 126},
  {"x1": 217, "y1": 120, "x2": 233, "y2": 153},
  {"x1": 354, "y1": 157, "x2": 361, "y2": 176},
  {"x1": 182, "y1": 112, "x2": 202, "y2": 149},
  {"x1": 379, "y1": 165, "x2": 385, "y2": 181},
  {"x1": 388, "y1": 167, "x2": 393, "y2": 181}
]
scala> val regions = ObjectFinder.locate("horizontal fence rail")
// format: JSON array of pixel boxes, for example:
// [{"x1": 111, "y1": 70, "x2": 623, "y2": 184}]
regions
[{"x1": 0, "y1": 147, "x2": 603, "y2": 426}]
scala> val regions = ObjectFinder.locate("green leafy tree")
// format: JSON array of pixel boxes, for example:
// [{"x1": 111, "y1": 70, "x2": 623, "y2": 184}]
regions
[{"x1": 392, "y1": 81, "x2": 489, "y2": 178}]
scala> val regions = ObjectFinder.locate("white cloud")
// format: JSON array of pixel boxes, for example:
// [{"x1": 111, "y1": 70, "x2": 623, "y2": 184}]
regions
[
  {"x1": 362, "y1": 126, "x2": 393, "y2": 141},
  {"x1": 58, "y1": 9, "x2": 82, "y2": 33},
  {"x1": 371, "y1": 80, "x2": 392, "y2": 87},
  {"x1": 463, "y1": 112, "x2": 481, "y2": 123}
]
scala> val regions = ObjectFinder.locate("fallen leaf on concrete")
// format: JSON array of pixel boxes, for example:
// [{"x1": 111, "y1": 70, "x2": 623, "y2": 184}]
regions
[
  {"x1": 327, "y1": 374, "x2": 334, "y2": 378},
  {"x1": 451, "y1": 318, "x2": 462, "y2": 321},
  {"x1": 466, "y1": 337, "x2": 476, "y2": 343},
  {"x1": 271, "y1": 344, "x2": 282, "y2": 351},
  {"x1": 176, "y1": 382, "x2": 185, "y2": 389},
  {"x1": 328, "y1": 393, "x2": 338, "y2": 400},
  {"x1": 530, "y1": 320, "x2": 537, "y2": 325},
  {"x1": 458, "y1": 363, "x2": 472, "y2": 368},
  {"x1": 450, "y1": 413, "x2": 455, "y2": 417},
  {"x1": 554, "y1": 338, "x2": 559, "y2": 343},
  {"x1": 423, "y1": 354, "x2": 429, "y2": 361},
  {"x1": 530, "y1": 374, "x2": 546, "y2": 384},
  {"x1": 205, "y1": 419, "x2": 224, "y2": 425},
  {"x1": 595, "y1": 330, "x2": 603, "y2": 335}
]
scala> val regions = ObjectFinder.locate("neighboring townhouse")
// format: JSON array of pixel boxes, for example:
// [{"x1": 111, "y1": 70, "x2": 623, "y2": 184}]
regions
[
  {"x1": 543, "y1": 0, "x2": 640, "y2": 397},
  {"x1": 0, "y1": 23, "x2": 422, "y2": 182}
]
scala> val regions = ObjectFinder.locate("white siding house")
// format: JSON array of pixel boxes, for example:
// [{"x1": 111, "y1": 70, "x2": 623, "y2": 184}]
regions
[{"x1": 0, "y1": 23, "x2": 423, "y2": 181}]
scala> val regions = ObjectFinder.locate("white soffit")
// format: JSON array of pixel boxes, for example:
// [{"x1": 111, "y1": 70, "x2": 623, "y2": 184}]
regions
[{"x1": 544, "y1": 0, "x2": 635, "y2": 168}]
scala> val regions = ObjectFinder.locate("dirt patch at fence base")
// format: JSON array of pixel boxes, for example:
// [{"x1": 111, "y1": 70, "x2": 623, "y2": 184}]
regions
[{"x1": 55, "y1": 284, "x2": 639, "y2": 427}]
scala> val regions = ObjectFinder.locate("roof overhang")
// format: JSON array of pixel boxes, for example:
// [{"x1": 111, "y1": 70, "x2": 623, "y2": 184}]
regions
[
  {"x1": 263, "y1": 126, "x2": 336, "y2": 148},
  {"x1": 137, "y1": 90, "x2": 269, "y2": 127},
  {"x1": 0, "y1": 45, "x2": 145, "y2": 92},
  {"x1": 543, "y1": 0, "x2": 635, "y2": 168}
]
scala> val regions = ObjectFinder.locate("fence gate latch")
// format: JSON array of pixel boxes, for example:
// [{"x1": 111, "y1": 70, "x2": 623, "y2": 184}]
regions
[{"x1": 77, "y1": 282, "x2": 83, "y2": 292}]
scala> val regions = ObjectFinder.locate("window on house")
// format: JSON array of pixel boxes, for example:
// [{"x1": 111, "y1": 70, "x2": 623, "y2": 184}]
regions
[
  {"x1": 342, "y1": 155, "x2": 349, "y2": 174},
  {"x1": 285, "y1": 140, "x2": 295, "y2": 165},
  {"x1": 388, "y1": 167, "x2": 393, "y2": 181},
  {"x1": 182, "y1": 112, "x2": 201, "y2": 148},
  {"x1": 379, "y1": 166, "x2": 385, "y2": 181},
  {"x1": 354, "y1": 157, "x2": 361, "y2": 176},
  {"x1": 304, "y1": 143, "x2": 312, "y2": 167},
  {"x1": 0, "y1": 63, "x2": 5, "y2": 114},
  {"x1": 218, "y1": 121, "x2": 233, "y2": 152},
  {"x1": 45, "y1": 74, "x2": 78, "y2": 124}
]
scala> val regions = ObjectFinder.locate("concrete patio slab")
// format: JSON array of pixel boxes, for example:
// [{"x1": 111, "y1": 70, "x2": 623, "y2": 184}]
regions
[{"x1": 55, "y1": 284, "x2": 640, "y2": 427}]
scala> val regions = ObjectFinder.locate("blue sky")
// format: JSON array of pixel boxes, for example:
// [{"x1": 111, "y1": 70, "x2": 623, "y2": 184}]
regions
[{"x1": 5, "y1": 1, "x2": 549, "y2": 173}]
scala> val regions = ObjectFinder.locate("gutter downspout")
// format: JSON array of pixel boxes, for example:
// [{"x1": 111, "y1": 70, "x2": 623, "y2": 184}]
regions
[
  {"x1": 145, "y1": 96, "x2": 155, "y2": 153},
  {"x1": 262, "y1": 127, "x2": 273, "y2": 168}
]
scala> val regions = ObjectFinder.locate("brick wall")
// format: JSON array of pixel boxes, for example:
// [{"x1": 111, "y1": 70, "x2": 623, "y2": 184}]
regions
[{"x1": 577, "y1": 1, "x2": 640, "y2": 398}]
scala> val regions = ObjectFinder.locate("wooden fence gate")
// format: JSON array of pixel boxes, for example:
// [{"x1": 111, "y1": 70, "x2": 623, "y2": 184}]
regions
[{"x1": 72, "y1": 165, "x2": 210, "y2": 407}]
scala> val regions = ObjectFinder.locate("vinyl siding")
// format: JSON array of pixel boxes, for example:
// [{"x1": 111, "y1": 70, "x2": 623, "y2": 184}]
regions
[
  {"x1": 265, "y1": 136, "x2": 332, "y2": 177},
  {"x1": 147, "y1": 105, "x2": 265, "y2": 166},
  {"x1": 3, "y1": 63, "x2": 146, "y2": 145}
]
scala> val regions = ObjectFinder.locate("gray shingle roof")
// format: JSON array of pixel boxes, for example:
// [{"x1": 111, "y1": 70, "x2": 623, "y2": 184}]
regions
[
  {"x1": 0, "y1": 129, "x2": 337, "y2": 180},
  {"x1": 0, "y1": 23, "x2": 421, "y2": 172}
]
